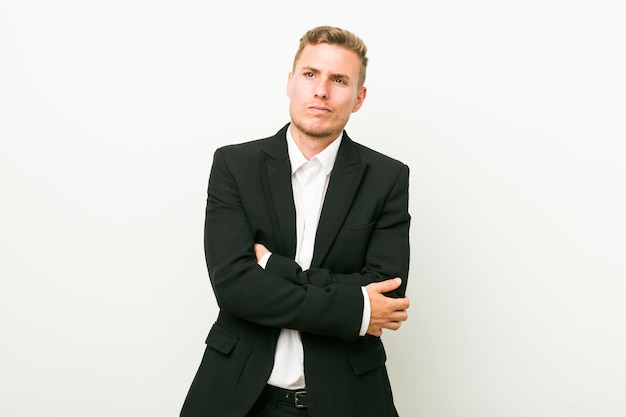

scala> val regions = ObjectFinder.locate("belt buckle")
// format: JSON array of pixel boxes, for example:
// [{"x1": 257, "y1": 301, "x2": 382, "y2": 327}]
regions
[{"x1": 294, "y1": 390, "x2": 308, "y2": 408}]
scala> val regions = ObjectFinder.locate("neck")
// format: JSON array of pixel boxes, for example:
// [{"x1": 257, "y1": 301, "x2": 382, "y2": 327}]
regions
[{"x1": 289, "y1": 125, "x2": 341, "y2": 160}]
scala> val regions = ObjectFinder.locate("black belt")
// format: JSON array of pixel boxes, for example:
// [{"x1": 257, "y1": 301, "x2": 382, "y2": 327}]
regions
[{"x1": 261, "y1": 384, "x2": 308, "y2": 409}]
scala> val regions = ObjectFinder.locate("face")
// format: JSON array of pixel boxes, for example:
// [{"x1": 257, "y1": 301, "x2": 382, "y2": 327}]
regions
[{"x1": 287, "y1": 43, "x2": 366, "y2": 144}]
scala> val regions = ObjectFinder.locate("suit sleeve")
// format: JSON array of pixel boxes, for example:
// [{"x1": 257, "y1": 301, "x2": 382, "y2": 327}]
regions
[
  {"x1": 264, "y1": 164, "x2": 410, "y2": 298},
  {"x1": 205, "y1": 148, "x2": 364, "y2": 341}
]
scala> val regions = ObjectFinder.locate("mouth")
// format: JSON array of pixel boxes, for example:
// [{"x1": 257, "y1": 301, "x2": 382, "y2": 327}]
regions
[{"x1": 308, "y1": 105, "x2": 331, "y2": 114}]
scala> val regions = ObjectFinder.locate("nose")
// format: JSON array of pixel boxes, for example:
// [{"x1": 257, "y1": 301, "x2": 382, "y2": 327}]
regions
[{"x1": 314, "y1": 81, "x2": 328, "y2": 99}]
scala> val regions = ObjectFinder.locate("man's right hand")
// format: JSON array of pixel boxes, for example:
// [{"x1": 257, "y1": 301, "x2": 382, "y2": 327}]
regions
[{"x1": 365, "y1": 278, "x2": 410, "y2": 337}]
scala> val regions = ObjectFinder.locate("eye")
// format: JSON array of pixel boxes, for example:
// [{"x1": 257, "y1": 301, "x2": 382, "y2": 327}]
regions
[
  {"x1": 333, "y1": 78, "x2": 347, "y2": 85},
  {"x1": 304, "y1": 72, "x2": 315, "y2": 78}
]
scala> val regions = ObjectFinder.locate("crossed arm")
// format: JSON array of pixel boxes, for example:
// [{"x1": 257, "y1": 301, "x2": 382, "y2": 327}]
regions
[
  {"x1": 254, "y1": 243, "x2": 409, "y2": 336},
  {"x1": 206, "y1": 147, "x2": 410, "y2": 340}
]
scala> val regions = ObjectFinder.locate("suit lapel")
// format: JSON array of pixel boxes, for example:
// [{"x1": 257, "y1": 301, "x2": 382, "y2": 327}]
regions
[
  {"x1": 261, "y1": 125, "x2": 297, "y2": 258},
  {"x1": 311, "y1": 134, "x2": 366, "y2": 267}
]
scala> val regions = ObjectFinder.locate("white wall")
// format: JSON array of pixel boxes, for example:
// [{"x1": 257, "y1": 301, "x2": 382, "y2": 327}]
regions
[{"x1": 1, "y1": 1, "x2": 624, "y2": 416}]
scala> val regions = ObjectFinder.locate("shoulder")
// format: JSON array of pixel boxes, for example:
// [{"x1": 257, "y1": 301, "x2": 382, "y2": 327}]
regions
[
  {"x1": 342, "y1": 133, "x2": 409, "y2": 177},
  {"x1": 214, "y1": 124, "x2": 289, "y2": 159},
  {"x1": 353, "y1": 141, "x2": 407, "y2": 168},
  {"x1": 216, "y1": 136, "x2": 271, "y2": 156}
]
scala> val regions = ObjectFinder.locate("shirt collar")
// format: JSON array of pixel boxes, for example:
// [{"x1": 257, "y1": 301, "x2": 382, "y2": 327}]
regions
[{"x1": 286, "y1": 127, "x2": 342, "y2": 176}]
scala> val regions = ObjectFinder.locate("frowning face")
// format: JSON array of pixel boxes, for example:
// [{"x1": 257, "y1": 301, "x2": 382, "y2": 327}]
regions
[{"x1": 287, "y1": 42, "x2": 366, "y2": 146}]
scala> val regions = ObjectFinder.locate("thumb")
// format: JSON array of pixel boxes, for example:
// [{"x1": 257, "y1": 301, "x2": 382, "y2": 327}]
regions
[{"x1": 372, "y1": 277, "x2": 402, "y2": 294}]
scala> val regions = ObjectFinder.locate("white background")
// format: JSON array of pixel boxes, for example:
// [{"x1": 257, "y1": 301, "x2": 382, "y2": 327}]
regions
[{"x1": 1, "y1": 1, "x2": 625, "y2": 416}]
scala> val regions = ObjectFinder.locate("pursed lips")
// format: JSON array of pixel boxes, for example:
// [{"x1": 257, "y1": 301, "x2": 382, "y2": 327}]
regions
[{"x1": 308, "y1": 105, "x2": 331, "y2": 114}]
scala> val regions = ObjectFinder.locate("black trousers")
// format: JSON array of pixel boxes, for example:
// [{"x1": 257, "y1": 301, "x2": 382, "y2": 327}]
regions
[{"x1": 246, "y1": 385, "x2": 308, "y2": 417}]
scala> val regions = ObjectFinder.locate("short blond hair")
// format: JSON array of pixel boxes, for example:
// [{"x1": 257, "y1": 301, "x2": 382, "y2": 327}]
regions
[{"x1": 292, "y1": 26, "x2": 369, "y2": 88}]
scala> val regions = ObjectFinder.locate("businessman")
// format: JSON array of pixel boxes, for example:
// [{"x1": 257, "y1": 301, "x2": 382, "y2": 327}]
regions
[{"x1": 181, "y1": 25, "x2": 411, "y2": 417}]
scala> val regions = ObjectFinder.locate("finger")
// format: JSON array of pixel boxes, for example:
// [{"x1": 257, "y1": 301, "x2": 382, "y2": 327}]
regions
[
  {"x1": 388, "y1": 310, "x2": 408, "y2": 322},
  {"x1": 381, "y1": 298, "x2": 409, "y2": 313},
  {"x1": 388, "y1": 296, "x2": 410, "y2": 310},
  {"x1": 372, "y1": 277, "x2": 402, "y2": 294},
  {"x1": 382, "y1": 321, "x2": 403, "y2": 331}
]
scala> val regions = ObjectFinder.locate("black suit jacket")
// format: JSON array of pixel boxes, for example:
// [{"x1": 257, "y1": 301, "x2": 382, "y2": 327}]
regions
[{"x1": 181, "y1": 124, "x2": 410, "y2": 417}]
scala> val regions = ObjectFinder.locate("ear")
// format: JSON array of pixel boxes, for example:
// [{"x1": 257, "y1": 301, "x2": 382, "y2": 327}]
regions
[
  {"x1": 286, "y1": 72, "x2": 294, "y2": 98},
  {"x1": 352, "y1": 86, "x2": 367, "y2": 113}
]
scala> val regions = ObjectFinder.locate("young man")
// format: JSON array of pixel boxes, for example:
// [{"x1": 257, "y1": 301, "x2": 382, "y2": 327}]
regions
[{"x1": 181, "y1": 26, "x2": 411, "y2": 417}]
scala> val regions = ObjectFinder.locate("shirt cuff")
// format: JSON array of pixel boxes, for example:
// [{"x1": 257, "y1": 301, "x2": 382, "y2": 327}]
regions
[
  {"x1": 359, "y1": 286, "x2": 371, "y2": 336},
  {"x1": 258, "y1": 252, "x2": 272, "y2": 269}
]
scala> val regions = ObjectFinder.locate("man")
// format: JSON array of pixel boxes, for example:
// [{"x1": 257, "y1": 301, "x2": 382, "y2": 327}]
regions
[{"x1": 181, "y1": 26, "x2": 411, "y2": 417}]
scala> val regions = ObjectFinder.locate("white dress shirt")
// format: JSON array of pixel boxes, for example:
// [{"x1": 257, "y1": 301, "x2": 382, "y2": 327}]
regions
[{"x1": 260, "y1": 129, "x2": 370, "y2": 390}]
